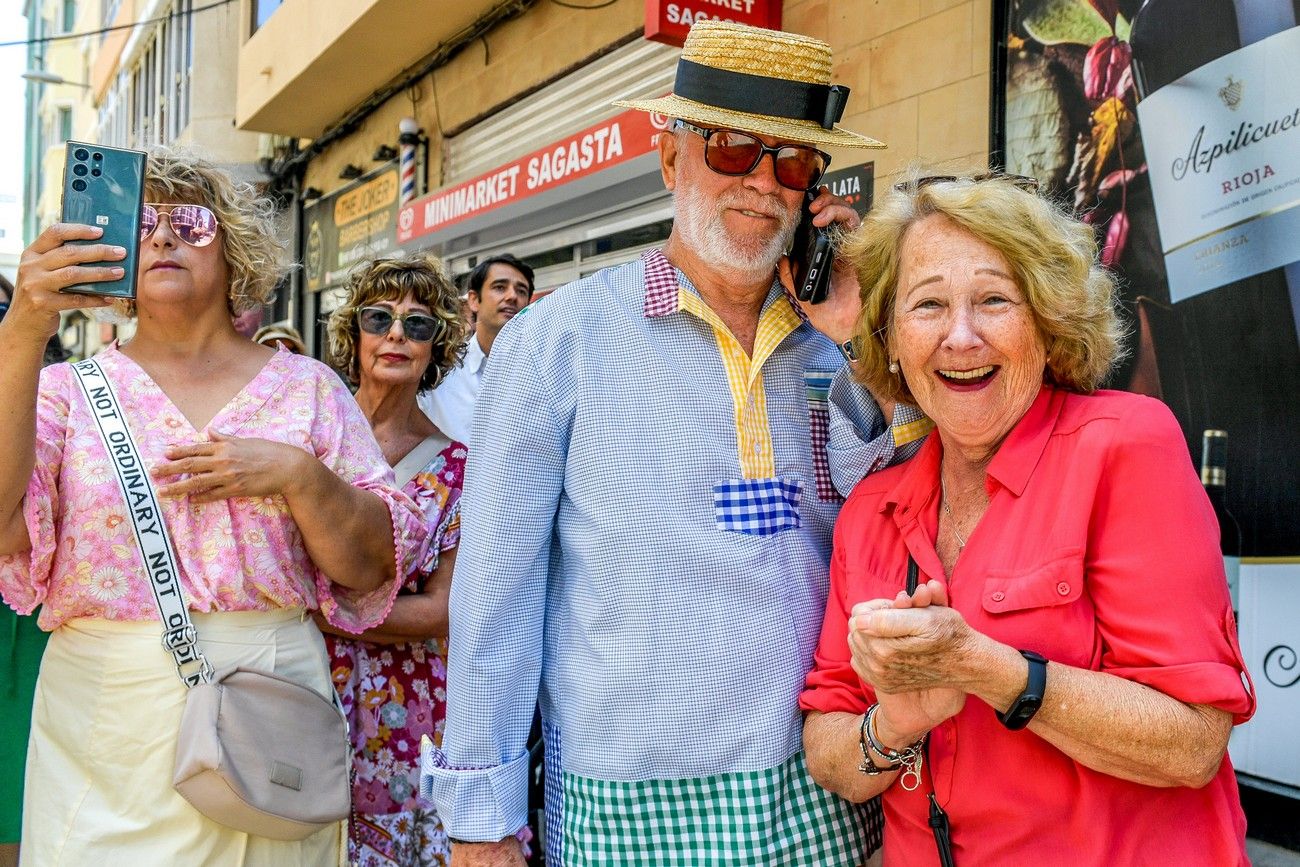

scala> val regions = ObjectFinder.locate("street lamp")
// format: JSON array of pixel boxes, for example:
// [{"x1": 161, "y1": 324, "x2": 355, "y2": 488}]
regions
[{"x1": 22, "y1": 69, "x2": 91, "y2": 88}]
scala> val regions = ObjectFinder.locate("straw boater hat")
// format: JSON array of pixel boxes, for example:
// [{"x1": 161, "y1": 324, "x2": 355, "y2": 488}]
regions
[{"x1": 615, "y1": 20, "x2": 883, "y2": 150}]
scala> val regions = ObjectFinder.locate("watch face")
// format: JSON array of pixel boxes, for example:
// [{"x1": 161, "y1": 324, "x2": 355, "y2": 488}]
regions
[{"x1": 1009, "y1": 700, "x2": 1041, "y2": 726}]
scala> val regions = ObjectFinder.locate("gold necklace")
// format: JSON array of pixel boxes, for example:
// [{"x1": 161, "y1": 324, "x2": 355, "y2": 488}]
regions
[{"x1": 940, "y1": 481, "x2": 968, "y2": 551}]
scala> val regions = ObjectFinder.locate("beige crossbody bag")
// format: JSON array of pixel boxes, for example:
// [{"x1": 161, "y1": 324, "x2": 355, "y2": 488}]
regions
[{"x1": 71, "y1": 357, "x2": 351, "y2": 841}]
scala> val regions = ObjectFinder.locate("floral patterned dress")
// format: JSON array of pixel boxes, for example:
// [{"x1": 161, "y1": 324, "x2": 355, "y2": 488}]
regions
[{"x1": 326, "y1": 440, "x2": 466, "y2": 867}]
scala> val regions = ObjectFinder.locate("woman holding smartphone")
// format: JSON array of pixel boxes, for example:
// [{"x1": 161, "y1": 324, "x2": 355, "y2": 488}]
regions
[
  {"x1": 0, "y1": 148, "x2": 427, "y2": 865},
  {"x1": 0, "y1": 275, "x2": 56, "y2": 867}
]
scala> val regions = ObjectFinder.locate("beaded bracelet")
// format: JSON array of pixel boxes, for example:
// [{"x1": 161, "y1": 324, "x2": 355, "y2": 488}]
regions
[{"x1": 857, "y1": 703, "x2": 926, "y2": 791}]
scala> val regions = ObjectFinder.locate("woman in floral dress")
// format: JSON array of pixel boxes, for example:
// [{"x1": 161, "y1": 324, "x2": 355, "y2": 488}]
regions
[{"x1": 322, "y1": 255, "x2": 483, "y2": 866}]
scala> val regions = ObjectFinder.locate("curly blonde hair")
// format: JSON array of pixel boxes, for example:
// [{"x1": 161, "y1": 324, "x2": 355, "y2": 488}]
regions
[
  {"x1": 101, "y1": 146, "x2": 286, "y2": 323},
  {"x1": 843, "y1": 174, "x2": 1128, "y2": 406},
  {"x1": 326, "y1": 255, "x2": 468, "y2": 393},
  {"x1": 144, "y1": 147, "x2": 288, "y2": 314}
]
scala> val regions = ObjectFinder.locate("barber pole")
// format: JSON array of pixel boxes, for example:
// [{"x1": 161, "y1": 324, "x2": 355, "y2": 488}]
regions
[{"x1": 399, "y1": 117, "x2": 419, "y2": 206}]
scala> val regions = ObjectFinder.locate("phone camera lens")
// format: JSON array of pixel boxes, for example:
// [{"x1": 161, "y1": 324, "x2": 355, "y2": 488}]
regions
[
  {"x1": 92, "y1": 152, "x2": 103, "y2": 161},
  {"x1": 74, "y1": 148, "x2": 90, "y2": 161},
  {"x1": 71, "y1": 179, "x2": 88, "y2": 192},
  {"x1": 73, "y1": 164, "x2": 88, "y2": 176},
  {"x1": 91, "y1": 168, "x2": 102, "y2": 177}
]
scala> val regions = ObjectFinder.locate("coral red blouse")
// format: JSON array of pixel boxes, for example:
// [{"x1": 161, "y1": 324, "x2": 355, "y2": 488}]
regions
[{"x1": 800, "y1": 386, "x2": 1255, "y2": 866}]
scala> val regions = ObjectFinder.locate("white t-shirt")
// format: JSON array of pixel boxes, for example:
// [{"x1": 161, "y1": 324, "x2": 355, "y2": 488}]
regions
[{"x1": 418, "y1": 332, "x2": 487, "y2": 445}]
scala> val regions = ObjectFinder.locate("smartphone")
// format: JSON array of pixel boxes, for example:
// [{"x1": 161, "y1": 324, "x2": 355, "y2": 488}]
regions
[
  {"x1": 60, "y1": 141, "x2": 147, "y2": 298},
  {"x1": 790, "y1": 190, "x2": 835, "y2": 305}
]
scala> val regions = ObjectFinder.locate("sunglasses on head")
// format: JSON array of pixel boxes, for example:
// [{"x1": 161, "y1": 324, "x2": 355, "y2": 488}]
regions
[
  {"x1": 140, "y1": 203, "x2": 220, "y2": 247},
  {"x1": 676, "y1": 120, "x2": 830, "y2": 192},
  {"x1": 357, "y1": 306, "x2": 440, "y2": 343},
  {"x1": 893, "y1": 172, "x2": 1041, "y2": 194}
]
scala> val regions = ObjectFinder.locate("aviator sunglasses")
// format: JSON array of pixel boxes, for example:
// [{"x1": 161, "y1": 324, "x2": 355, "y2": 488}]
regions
[
  {"x1": 675, "y1": 120, "x2": 831, "y2": 192},
  {"x1": 357, "y1": 306, "x2": 441, "y2": 343},
  {"x1": 139, "y1": 203, "x2": 221, "y2": 247}
]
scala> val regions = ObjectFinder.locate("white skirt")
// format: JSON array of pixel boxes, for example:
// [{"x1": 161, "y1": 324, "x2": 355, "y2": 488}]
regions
[{"x1": 22, "y1": 609, "x2": 344, "y2": 866}]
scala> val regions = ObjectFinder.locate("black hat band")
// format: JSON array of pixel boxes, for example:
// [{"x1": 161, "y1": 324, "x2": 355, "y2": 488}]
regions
[{"x1": 673, "y1": 58, "x2": 850, "y2": 130}]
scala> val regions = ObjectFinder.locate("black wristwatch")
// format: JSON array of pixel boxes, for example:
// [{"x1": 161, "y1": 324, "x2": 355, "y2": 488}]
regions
[{"x1": 997, "y1": 650, "x2": 1048, "y2": 730}]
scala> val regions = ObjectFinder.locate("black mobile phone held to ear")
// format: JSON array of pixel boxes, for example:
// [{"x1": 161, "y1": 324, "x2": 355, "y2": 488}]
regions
[
  {"x1": 60, "y1": 141, "x2": 147, "y2": 299},
  {"x1": 790, "y1": 190, "x2": 834, "y2": 305}
]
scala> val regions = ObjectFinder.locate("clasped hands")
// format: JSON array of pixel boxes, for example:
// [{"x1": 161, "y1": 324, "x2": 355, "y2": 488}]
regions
[
  {"x1": 151, "y1": 431, "x2": 309, "y2": 504},
  {"x1": 848, "y1": 580, "x2": 976, "y2": 745}
]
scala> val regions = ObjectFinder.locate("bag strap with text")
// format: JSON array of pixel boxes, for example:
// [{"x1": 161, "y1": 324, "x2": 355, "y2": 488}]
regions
[{"x1": 70, "y1": 357, "x2": 213, "y2": 688}]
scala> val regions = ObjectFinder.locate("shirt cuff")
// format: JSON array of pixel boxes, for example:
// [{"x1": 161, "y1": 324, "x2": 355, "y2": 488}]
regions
[
  {"x1": 889, "y1": 403, "x2": 934, "y2": 452},
  {"x1": 1107, "y1": 660, "x2": 1256, "y2": 725},
  {"x1": 419, "y1": 739, "x2": 530, "y2": 842},
  {"x1": 826, "y1": 368, "x2": 931, "y2": 496},
  {"x1": 0, "y1": 483, "x2": 57, "y2": 616},
  {"x1": 316, "y1": 483, "x2": 427, "y2": 634}
]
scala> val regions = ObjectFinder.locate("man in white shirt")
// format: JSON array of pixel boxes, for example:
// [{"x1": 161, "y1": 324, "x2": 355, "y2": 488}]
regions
[{"x1": 419, "y1": 253, "x2": 534, "y2": 444}]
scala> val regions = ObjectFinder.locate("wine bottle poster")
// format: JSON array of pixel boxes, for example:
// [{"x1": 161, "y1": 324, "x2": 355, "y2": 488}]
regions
[
  {"x1": 997, "y1": 0, "x2": 1300, "y2": 558},
  {"x1": 1135, "y1": 26, "x2": 1300, "y2": 303}
]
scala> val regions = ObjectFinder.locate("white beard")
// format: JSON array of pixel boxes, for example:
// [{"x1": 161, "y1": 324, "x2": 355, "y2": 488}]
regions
[{"x1": 673, "y1": 182, "x2": 799, "y2": 286}]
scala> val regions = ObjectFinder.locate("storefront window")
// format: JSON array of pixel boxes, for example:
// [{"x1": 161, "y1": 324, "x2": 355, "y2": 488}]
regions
[
  {"x1": 578, "y1": 219, "x2": 672, "y2": 260},
  {"x1": 519, "y1": 245, "x2": 576, "y2": 273}
]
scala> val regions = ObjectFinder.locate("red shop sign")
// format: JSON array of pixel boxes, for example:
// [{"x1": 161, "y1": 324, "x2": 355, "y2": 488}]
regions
[
  {"x1": 398, "y1": 109, "x2": 669, "y2": 245},
  {"x1": 644, "y1": 0, "x2": 781, "y2": 47}
]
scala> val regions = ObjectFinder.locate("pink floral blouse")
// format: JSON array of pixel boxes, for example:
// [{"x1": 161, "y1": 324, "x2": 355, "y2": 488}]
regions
[{"x1": 0, "y1": 346, "x2": 428, "y2": 633}]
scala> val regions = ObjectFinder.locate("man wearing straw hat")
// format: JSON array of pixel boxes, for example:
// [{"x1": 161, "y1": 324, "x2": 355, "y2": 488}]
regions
[{"x1": 423, "y1": 20, "x2": 928, "y2": 866}]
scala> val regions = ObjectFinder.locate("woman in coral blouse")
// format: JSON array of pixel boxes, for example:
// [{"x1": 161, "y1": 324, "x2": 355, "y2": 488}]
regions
[
  {"x1": 0, "y1": 149, "x2": 426, "y2": 865},
  {"x1": 800, "y1": 174, "x2": 1255, "y2": 866}
]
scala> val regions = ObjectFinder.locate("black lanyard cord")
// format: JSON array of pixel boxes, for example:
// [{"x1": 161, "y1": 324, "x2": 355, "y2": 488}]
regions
[
  {"x1": 926, "y1": 762, "x2": 955, "y2": 867},
  {"x1": 906, "y1": 555, "x2": 956, "y2": 866}
]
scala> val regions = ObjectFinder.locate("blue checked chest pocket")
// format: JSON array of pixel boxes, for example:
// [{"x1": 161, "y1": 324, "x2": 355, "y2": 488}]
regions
[{"x1": 713, "y1": 477, "x2": 802, "y2": 536}]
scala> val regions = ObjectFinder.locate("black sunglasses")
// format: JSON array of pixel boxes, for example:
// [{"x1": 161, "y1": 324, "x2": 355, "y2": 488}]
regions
[
  {"x1": 0, "y1": 301, "x2": 8, "y2": 320},
  {"x1": 357, "y1": 306, "x2": 440, "y2": 342},
  {"x1": 893, "y1": 172, "x2": 1041, "y2": 194},
  {"x1": 676, "y1": 120, "x2": 831, "y2": 192}
]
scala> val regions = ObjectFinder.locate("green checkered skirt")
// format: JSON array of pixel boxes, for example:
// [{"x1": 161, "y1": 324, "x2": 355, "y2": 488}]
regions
[{"x1": 560, "y1": 751, "x2": 881, "y2": 865}]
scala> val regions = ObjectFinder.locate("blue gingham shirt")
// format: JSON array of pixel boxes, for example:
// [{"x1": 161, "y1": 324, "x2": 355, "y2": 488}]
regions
[{"x1": 421, "y1": 251, "x2": 926, "y2": 840}]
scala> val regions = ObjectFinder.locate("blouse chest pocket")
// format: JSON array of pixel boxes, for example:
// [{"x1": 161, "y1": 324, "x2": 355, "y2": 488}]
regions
[
  {"x1": 980, "y1": 550, "x2": 1092, "y2": 665},
  {"x1": 981, "y1": 549, "x2": 1085, "y2": 614}
]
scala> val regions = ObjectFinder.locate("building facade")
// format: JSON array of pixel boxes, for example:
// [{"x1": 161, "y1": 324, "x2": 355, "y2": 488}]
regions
[
  {"x1": 24, "y1": 0, "x2": 97, "y2": 242},
  {"x1": 235, "y1": 0, "x2": 991, "y2": 355}
]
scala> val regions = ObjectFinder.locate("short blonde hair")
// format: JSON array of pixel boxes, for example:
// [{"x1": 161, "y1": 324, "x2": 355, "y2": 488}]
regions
[
  {"x1": 142, "y1": 147, "x2": 288, "y2": 314},
  {"x1": 326, "y1": 255, "x2": 467, "y2": 393},
  {"x1": 843, "y1": 174, "x2": 1127, "y2": 405}
]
